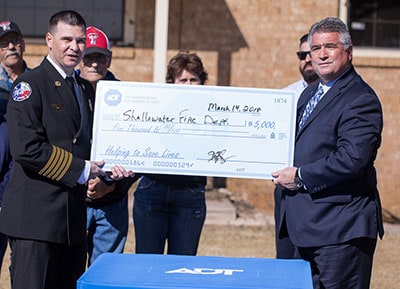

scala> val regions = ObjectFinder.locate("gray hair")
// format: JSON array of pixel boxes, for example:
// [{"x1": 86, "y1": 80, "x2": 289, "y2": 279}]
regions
[{"x1": 308, "y1": 17, "x2": 352, "y2": 50}]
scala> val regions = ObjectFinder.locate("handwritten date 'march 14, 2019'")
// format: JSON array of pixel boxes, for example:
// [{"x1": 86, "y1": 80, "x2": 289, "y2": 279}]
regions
[{"x1": 91, "y1": 81, "x2": 296, "y2": 179}]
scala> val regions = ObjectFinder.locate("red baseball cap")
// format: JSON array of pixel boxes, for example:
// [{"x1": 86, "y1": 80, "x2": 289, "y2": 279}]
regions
[{"x1": 85, "y1": 26, "x2": 111, "y2": 57}]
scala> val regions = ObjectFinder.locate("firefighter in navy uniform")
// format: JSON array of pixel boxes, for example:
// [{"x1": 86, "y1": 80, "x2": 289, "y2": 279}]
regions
[{"x1": 0, "y1": 10, "x2": 132, "y2": 289}]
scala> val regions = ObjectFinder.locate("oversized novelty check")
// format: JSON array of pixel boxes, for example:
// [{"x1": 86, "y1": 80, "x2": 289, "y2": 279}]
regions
[{"x1": 91, "y1": 81, "x2": 297, "y2": 179}]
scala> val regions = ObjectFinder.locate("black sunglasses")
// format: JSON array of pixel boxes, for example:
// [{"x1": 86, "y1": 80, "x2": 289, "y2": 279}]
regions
[{"x1": 296, "y1": 51, "x2": 311, "y2": 60}]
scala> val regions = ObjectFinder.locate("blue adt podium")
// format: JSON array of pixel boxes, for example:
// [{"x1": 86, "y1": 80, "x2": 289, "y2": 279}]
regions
[{"x1": 77, "y1": 253, "x2": 312, "y2": 289}]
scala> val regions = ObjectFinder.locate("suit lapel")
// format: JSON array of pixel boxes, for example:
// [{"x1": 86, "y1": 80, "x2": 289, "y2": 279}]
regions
[
  {"x1": 42, "y1": 59, "x2": 81, "y2": 128},
  {"x1": 296, "y1": 67, "x2": 356, "y2": 139},
  {"x1": 74, "y1": 76, "x2": 93, "y2": 138}
]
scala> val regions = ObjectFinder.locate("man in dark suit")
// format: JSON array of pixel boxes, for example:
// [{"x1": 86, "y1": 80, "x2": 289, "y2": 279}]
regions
[
  {"x1": 272, "y1": 17, "x2": 384, "y2": 289},
  {"x1": 0, "y1": 10, "x2": 131, "y2": 289},
  {"x1": 275, "y1": 33, "x2": 319, "y2": 259}
]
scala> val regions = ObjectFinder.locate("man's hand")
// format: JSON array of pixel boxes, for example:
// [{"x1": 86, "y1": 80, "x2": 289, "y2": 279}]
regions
[
  {"x1": 108, "y1": 165, "x2": 134, "y2": 181},
  {"x1": 88, "y1": 160, "x2": 134, "y2": 184},
  {"x1": 88, "y1": 160, "x2": 106, "y2": 180},
  {"x1": 87, "y1": 177, "x2": 116, "y2": 200},
  {"x1": 272, "y1": 167, "x2": 298, "y2": 191}
]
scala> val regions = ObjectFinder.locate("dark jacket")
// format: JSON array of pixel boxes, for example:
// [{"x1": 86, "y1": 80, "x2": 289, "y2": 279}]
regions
[
  {"x1": 280, "y1": 66, "x2": 384, "y2": 247},
  {"x1": 0, "y1": 57, "x2": 95, "y2": 244},
  {"x1": 0, "y1": 61, "x2": 30, "y2": 114},
  {"x1": 78, "y1": 69, "x2": 138, "y2": 207},
  {"x1": 0, "y1": 113, "x2": 11, "y2": 205}
]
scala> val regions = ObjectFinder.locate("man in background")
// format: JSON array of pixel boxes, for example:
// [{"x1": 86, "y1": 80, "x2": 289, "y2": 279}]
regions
[
  {"x1": 0, "y1": 19, "x2": 30, "y2": 273},
  {"x1": 0, "y1": 20, "x2": 30, "y2": 113},
  {"x1": 78, "y1": 26, "x2": 117, "y2": 90},
  {"x1": 275, "y1": 33, "x2": 318, "y2": 259},
  {"x1": 283, "y1": 33, "x2": 318, "y2": 97},
  {"x1": 78, "y1": 26, "x2": 136, "y2": 266}
]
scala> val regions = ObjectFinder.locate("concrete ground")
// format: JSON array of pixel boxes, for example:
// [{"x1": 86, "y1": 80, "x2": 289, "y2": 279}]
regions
[
  {"x1": 0, "y1": 188, "x2": 399, "y2": 289},
  {"x1": 205, "y1": 188, "x2": 400, "y2": 234}
]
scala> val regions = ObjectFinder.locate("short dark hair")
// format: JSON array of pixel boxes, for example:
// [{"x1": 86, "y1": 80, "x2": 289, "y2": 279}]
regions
[
  {"x1": 166, "y1": 50, "x2": 208, "y2": 85},
  {"x1": 49, "y1": 10, "x2": 86, "y2": 34},
  {"x1": 299, "y1": 34, "x2": 309, "y2": 46}
]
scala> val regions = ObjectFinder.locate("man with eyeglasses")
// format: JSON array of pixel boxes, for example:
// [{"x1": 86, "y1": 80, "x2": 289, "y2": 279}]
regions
[
  {"x1": 0, "y1": 20, "x2": 30, "y2": 114},
  {"x1": 78, "y1": 26, "x2": 116, "y2": 91},
  {"x1": 77, "y1": 26, "x2": 137, "y2": 266},
  {"x1": 0, "y1": 19, "x2": 30, "y2": 274},
  {"x1": 274, "y1": 33, "x2": 319, "y2": 260}
]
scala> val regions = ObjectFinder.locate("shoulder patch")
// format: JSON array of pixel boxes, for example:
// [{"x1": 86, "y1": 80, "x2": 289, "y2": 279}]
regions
[{"x1": 12, "y1": 82, "x2": 32, "y2": 102}]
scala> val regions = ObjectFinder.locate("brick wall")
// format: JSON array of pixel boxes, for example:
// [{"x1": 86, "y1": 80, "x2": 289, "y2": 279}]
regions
[{"x1": 23, "y1": 0, "x2": 400, "y2": 217}]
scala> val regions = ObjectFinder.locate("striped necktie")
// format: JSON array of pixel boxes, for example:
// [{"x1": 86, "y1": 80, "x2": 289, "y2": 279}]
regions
[{"x1": 298, "y1": 86, "x2": 324, "y2": 131}]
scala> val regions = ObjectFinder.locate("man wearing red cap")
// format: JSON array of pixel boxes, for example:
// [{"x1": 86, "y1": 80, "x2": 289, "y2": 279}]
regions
[
  {"x1": 78, "y1": 26, "x2": 136, "y2": 266},
  {"x1": 79, "y1": 26, "x2": 115, "y2": 90}
]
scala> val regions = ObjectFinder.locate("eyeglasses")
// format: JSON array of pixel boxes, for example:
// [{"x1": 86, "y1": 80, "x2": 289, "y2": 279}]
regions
[
  {"x1": 0, "y1": 36, "x2": 23, "y2": 49},
  {"x1": 296, "y1": 51, "x2": 311, "y2": 60},
  {"x1": 83, "y1": 53, "x2": 109, "y2": 63}
]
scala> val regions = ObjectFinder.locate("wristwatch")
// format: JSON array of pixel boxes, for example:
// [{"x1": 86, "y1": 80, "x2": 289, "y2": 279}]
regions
[{"x1": 294, "y1": 168, "x2": 304, "y2": 189}]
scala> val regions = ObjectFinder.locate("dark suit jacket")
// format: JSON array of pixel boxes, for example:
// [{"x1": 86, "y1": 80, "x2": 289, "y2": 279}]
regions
[
  {"x1": 0, "y1": 113, "x2": 11, "y2": 205},
  {"x1": 279, "y1": 66, "x2": 384, "y2": 247},
  {"x1": 0, "y1": 57, "x2": 95, "y2": 244}
]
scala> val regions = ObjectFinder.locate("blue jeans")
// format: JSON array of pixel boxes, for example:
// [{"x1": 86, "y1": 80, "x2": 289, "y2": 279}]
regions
[
  {"x1": 86, "y1": 194, "x2": 128, "y2": 266},
  {"x1": 133, "y1": 176, "x2": 206, "y2": 255}
]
